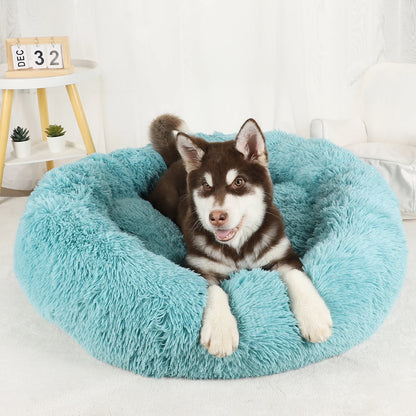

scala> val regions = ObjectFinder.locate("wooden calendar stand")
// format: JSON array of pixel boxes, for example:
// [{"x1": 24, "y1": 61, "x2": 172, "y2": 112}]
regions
[
  {"x1": 0, "y1": 59, "x2": 99, "y2": 194},
  {"x1": 5, "y1": 36, "x2": 73, "y2": 79}
]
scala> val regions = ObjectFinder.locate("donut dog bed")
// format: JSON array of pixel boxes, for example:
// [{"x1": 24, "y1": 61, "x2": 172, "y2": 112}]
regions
[{"x1": 14, "y1": 130, "x2": 407, "y2": 379}]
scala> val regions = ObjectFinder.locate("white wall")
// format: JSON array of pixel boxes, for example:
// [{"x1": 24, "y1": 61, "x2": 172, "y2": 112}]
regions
[
  {"x1": 0, "y1": 0, "x2": 415, "y2": 189},
  {"x1": 384, "y1": 0, "x2": 416, "y2": 63}
]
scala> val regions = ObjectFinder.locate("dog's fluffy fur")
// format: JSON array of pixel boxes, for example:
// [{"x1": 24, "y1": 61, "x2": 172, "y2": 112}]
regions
[{"x1": 149, "y1": 115, "x2": 332, "y2": 357}]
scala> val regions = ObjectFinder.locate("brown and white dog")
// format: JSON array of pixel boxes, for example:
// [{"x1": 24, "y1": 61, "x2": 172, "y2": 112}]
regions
[{"x1": 149, "y1": 114, "x2": 332, "y2": 357}]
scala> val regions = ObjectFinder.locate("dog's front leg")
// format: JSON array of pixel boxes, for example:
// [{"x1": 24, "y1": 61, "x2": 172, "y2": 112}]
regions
[
  {"x1": 275, "y1": 265, "x2": 333, "y2": 343},
  {"x1": 200, "y1": 281, "x2": 239, "y2": 357}
]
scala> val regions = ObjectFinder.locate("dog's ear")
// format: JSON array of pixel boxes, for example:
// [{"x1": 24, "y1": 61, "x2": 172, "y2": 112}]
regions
[
  {"x1": 235, "y1": 119, "x2": 268, "y2": 166},
  {"x1": 176, "y1": 132, "x2": 207, "y2": 172}
]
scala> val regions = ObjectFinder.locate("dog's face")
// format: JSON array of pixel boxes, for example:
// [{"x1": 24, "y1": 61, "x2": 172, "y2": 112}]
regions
[{"x1": 177, "y1": 119, "x2": 273, "y2": 249}]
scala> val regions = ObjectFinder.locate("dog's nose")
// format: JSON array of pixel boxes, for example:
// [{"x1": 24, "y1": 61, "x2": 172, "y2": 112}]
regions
[{"x1": 209, "y1": 210, "x2": 228, "y2": 227}]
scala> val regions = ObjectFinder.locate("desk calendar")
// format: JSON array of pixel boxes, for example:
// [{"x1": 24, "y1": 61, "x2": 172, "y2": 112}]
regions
[{"x1": 5, "y1": 36, "x2": 73, "y2": 78}]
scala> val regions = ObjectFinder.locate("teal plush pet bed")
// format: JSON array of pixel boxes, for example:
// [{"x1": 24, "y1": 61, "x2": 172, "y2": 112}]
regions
[{"x1": 14, "y1": 131, "x2": 407, "y2": 379}]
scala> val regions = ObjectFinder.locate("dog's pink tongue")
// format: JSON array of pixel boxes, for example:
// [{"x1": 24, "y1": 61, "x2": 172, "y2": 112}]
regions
[{"x1": 215, "y1": 229, "x2": 233, "y2": 241}]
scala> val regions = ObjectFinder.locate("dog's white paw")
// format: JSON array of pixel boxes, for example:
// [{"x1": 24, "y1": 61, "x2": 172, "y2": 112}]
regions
[
  {"x1": 200, "y1": 286, "x2": 239, "y2": 357},
  {"x1": 279, "y1": 268, "x2": 333, "y2": 343},
  {"x1": 293, "y1": 292, "x2": 333, "y2": 343},
  {"x1": 200, "y1": 311, "x2": 239, "y2": 357}
]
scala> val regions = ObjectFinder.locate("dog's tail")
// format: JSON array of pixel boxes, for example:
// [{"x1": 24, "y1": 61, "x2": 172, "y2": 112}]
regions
[{"x1": 149, "y1": 114, "x2": 188, "y2": 167}]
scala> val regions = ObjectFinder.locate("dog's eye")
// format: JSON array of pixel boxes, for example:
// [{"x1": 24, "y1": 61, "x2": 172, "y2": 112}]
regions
[
  {"x1": 202, "y1": 182, "x2": 212, "y2": 190},
  {"x1": 232, "y1": 177, "x2": 245, "y2": 189}
]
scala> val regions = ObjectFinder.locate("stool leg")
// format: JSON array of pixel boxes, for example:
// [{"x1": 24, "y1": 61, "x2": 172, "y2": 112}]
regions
[
  {"x1": 37, "y1": 88, "x2": 54, "y2": 171},
  {"x1": 0, "y1": 89, "x2": 14, "y2": 195},
  {"x1": 66, "y1": 84, "x2": 96, "y2": 154}
]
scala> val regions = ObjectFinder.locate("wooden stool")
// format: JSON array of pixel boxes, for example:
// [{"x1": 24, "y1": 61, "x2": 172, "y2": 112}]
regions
[{"x1": 0, "y1": 59, "x2": 99, "y2": 194}]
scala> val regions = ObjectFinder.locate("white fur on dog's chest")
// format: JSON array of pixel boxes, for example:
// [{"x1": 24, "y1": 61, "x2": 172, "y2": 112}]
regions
[
  {"x1": 188, "y1": 234, "x2": 291, "y2": 277},
  {"x1": 236, "y1": 235, "x2": 291, "y2": 270}
]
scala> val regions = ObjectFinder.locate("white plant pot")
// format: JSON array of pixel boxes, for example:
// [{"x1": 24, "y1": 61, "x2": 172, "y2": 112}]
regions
[
  {"x1": 12, "y1": 140, "x2": 31, "y2": 158},
  {"x1": 47, "y1": 136, "x2": 66, "y2": 153}
]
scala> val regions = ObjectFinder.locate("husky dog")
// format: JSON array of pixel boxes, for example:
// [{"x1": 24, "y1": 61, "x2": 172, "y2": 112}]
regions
[{"x1": 149, "y1": 114, "x2": 332, "y2": 357}]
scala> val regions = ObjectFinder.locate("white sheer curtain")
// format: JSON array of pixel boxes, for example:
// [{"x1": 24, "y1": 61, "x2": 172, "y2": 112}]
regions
[{"x1": 0, "y1": 0, "x2": 411, "y2": 189}]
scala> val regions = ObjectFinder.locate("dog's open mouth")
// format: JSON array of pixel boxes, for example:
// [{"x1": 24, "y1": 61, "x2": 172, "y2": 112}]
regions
[{"x1": 214, "y1": 217, "x2": 245, "y2": 242}]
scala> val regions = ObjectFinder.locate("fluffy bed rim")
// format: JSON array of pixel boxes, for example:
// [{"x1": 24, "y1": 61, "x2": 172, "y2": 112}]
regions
[{"x1": 14, "y1": 130, "x2": 407, "y2": 379}]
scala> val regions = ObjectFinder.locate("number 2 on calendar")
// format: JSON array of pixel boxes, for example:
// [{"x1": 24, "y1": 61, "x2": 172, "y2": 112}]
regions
[{"x1": 30, "y1": 44, "x2": 63, "y2": 69}]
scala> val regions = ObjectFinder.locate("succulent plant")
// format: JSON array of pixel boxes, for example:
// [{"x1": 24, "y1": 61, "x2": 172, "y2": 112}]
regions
[
  {"x1": 45, "y1": 124, "x2": 66, "y2": 137},
  {"x1": 10, "y1": 126, "x2": 30, "y2": 142}
]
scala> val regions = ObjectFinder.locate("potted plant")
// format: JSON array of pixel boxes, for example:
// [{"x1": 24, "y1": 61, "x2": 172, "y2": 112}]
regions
[
  {"x1": 45, "y1": 124, "x2": 66, "y2": 153},
  {"x1": 10, "y1": 126, "x2": 31, "y2": 158}
]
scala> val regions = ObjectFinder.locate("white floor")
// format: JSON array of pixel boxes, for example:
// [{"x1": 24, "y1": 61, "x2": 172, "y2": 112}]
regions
[{"x1": 1, "y1": 196, "x2": 415, "y2": 416}]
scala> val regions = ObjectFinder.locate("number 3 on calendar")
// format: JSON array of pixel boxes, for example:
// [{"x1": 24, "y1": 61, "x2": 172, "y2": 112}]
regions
[{"x1": 30, "y1": 43, "x2": 63, "y2": 69}]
